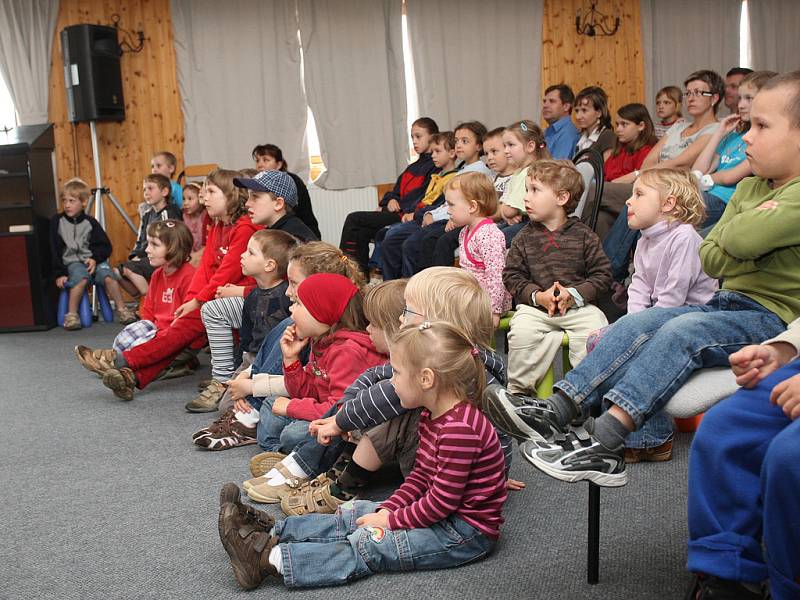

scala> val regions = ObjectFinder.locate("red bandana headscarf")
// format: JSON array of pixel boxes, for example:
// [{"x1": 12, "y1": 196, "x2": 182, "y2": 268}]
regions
[{"x1": 297, "y1": 273, "x2": 359, "y2": 326}]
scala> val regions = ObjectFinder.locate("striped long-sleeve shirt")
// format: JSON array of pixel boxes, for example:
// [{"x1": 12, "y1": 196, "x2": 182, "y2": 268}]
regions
[
  {"x1": 334, "y1": 349, "x2": 514, "y2": 470},
  {"x1": 381, "y1": 402, "x2": 508, "y2": 540}
]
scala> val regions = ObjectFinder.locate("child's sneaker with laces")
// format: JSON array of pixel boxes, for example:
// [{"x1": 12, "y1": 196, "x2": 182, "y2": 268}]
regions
[
  {"x1": 483, "y1": 384, "x2": 567, "y2": 444},
  {"x1": 193, "y1": 410, "x2": 257, "y2": 451},
  {"x1": 520, "y1": 421, "x2": 628, "y2": 488},
  {"x1": 102, "y1": 367, "x2": 137, "y2": 401},
  {"x1": 74, "y1": 345, "x2": 116, "y2": 376}
]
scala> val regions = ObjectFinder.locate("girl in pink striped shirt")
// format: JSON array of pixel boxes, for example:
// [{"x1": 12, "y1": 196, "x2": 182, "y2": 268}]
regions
[
  {"x1": 447, "y1": 172, "x2": 512, "y2": 327},
  {"x1": 216, "y1": 320, "x2": 508, "y2": 590}
]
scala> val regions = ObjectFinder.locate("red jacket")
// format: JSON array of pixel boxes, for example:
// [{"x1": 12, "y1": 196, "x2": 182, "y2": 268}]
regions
[
  {"x1": 187, "y1": 215, "x2": 261, "y2": 304},
  {"x1": 140, "y1": 262, "x2": 195, "y2": 330},
  {"x1": 283, "y1": 330, "x2": 388, "y2": 421}
]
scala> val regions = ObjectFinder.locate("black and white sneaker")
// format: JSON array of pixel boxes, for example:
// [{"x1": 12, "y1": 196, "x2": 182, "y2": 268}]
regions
[
  {"x1": 482, "y1": 384, "x2": 567, "y2": 444},
  {"x1": 519, "y1": 425, "x2": 628, "y2": 488}
]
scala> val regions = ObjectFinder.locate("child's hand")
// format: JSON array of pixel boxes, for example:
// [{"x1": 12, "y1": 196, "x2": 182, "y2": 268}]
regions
[
  {"x1": 729, "y1": 343, "x2": 792, "y2": 388},
  {"x1": 506, "y1": 478, "x2": 526, "y2": 491},
  {"x1": 422, "y1": 212, "x2": 434, "y2": 227},
  {"x1": 356, "y1": 509, "x2": 391, "y2": 529},
  {"x1": 310, "y1": 416, "x2": 343, "y2": 445},
  {"x1": 271, "y1": 396, "x2": 291, "y2": 416},
  {"x1": 756, "y1": 200, "x2": 779, "y2": 211},
  {"x1": 233, "y1": 397, "x2": 252, "y2": 414},
  {"x1": 280, "y1": 324, "x2": 309, "y2": 363},
  {"x1": 173, "y1": 298, "x2": 201, "y2": 321},
  {"x1": 554, "y1": 282, "x2": 575, "y2": 316},
  {"x1": 536, "y1": 284, "x2": 560, "y2": 317},
  {"x1": 386, "y1": 199, "x2": 401, "y2": 213},
  {"x1": 504, "y1": 213, "x2": 523, "y2": 225},
  {"x1": 55, "y1": 276, "x2": 68, "y2": 289},
  {"x1": 215, "y1": 284, "x2": 245, "y2": 299},
  {"x1": 84, "y1": 258, "x2": 96, "y2": 274},
  {"x1": 770, "y1": 372, "x2": 800, "y2": 420},
  {"x1": 444, "y1": 219, "x2": 456, "y2": 232},
  {"x1": 227, "y1": 378, "x2": 252, "y2": 401},
  {"x1": 401, "y1": 213, "x2": 414, "y2": 223}
]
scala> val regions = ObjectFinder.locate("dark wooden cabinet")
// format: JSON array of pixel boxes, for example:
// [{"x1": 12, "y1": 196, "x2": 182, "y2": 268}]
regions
[{"x1": 0, "y1": 124, "x2": 58, "y2": 331}]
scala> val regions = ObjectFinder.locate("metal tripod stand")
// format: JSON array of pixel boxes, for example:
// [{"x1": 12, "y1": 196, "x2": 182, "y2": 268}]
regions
[{"x1": 84, "y1": 121, "x2": 138, "y2": 315}]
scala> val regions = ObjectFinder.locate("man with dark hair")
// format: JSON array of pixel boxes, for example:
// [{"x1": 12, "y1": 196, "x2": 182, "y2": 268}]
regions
[
  {"x1": 542, "y1": 83, "x2": 580, "y2": 159},
  {"x1": 725, "y1": 67, "x2": 755, "y2": 114}
]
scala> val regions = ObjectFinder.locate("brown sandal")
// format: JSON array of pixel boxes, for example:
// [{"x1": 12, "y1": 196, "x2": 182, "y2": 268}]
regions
[{"x1": 280, "y1": 474, "x2": 345, "y2": 516}]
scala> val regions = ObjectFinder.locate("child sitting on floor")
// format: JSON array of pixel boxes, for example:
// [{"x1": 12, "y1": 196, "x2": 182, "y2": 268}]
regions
[
  {"x1": 50, "y1": 178, "x2": 131, "y2": 328},
  {"x1": 181, "y1": 182, "x2": 208, "y2": 266},
  {"x1": 75, "y1": 219, "x2": 195, "y2": 372},
  {"x1": 446, "y1": 172, "x2": 511, "y2": 326},
  {"x1": 216, "y1": 320, "x2": 508, "y2": 590},
  {"x1": 497, "y1": 159, "x2": 611, "y2": 396}
]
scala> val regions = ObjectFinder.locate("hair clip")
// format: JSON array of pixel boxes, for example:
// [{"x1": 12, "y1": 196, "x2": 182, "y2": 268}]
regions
[
  {"x1": 539, "y1": 142, "x2": 547, "y2": 149},
  {"x1": 418, "y1": 321, "x2": 432, "y2": 331},
  {"x1": 520, "y1": 122, "x2": 529, "y2": 132},
  {"x1": 471, "y1": 346, "x2": 479, "y2": 357},
  {"x1": 164, "y1": 221, "x2": 176, "y2": 228},
  {"x1": 340, "y1": 254, "x2": 349, "y2": 263}
]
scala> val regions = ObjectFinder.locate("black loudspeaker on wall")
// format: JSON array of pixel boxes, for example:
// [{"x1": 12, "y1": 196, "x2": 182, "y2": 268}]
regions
[{"x1": 61, "y1": 24, "x2": 125, "y2": 123}]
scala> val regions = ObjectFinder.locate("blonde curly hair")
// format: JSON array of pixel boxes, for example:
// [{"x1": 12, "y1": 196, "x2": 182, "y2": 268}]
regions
[{"x1": 637, "y1": 168, "x2": 706, "y2": 227}]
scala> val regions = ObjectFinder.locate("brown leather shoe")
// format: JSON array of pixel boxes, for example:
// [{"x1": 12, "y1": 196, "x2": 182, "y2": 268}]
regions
[
  {"x1": 218, "y1": 502, "x2": 280, "y2": 590},
  {"x1": 74, "y1": 345, "x2": 116, "y2": 376},
  {"x1": 624, "y1": 438, "x2": 673, "y2": 464},
  {"x1": 218, "y1": 483, "x2": 274, "y2": 534},
  {"x1": 102, "y1": 367, "x2": 137, "y2": 401}
]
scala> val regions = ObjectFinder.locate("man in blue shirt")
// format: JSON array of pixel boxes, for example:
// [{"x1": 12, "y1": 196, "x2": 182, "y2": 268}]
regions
[{"x1": 542, "y1": 84, "x2": 580, "y2": 160}]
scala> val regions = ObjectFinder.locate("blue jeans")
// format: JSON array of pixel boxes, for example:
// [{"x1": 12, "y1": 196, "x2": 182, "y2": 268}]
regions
[
  {"x1": 245, "y1": 317, "x2": 294, "y2": 412},
  {"x1": 380, "y1": 221, "x2": 421, "y2": 280},
  {"x1": 291, "y1": 403, "x2": 348, "y2": 476},
  {"x1": 66, "y1": 260, "x2": 117, "y2": 287},
  {"x1": 700, "y1": 191, "x2": 727, "y2": 238},
  {"x1": 257, "y1": 396, "x2": 311, "y2": 453},
  {"x1": 498, "y1": 219, "x2": 528, "y2": 247},
  {"x1": 601, "y1": 205, "x2": 640, "y2": 282},
  {"x1": 275, "y1": 500, "x2": 495, "y2": 588},
  {"x1": 688, "y1": 361, "x2": 800, "y2": 600},
  {"x1": 554, "y1": 291, "x2": 785, "y2": 430}
]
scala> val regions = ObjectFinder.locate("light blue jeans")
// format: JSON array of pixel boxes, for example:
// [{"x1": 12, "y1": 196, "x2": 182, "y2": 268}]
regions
[
  {"x1": 274, "y1": 500, "x2": 495, "y2": 588},
  {"x1": 256, "y1": 396, "x2": 311, "y2": 453},
  {"x1": 554, "y1": 291, "x2": 785, "y2": 431}
]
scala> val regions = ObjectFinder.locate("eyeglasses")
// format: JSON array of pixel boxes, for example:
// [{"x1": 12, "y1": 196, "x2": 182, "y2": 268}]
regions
[
  {"x1": 684, "y1": 90, "x2": 714, "y2": 98},
  {"x1": 401, "y1": 307, "x2": 425, "y2": 320}
]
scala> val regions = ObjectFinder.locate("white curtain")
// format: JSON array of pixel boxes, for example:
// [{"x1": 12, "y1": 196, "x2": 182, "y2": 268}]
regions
[
  {"x1": 749, "y1": 0, "x2": 800, "y2": 72},
  {"x1": 297, "y1": 0, "x2": 407, "y2": 189},
  {"x1": 406, "y1": 0, "x2": 543, "y2": 131},
  {"x1": 171, "y1": 0, "x2": 309, "y2": 177},
  {"x1": 0, "y1": 0, "x2": 59, "y2": 125},
  {"x1": 641, "y1": 0, "x2": 741, "y2": 114}
]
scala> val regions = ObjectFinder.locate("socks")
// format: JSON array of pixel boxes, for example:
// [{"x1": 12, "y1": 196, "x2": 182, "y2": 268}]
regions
[
  {"x1": 235, "y1": 408, "x2": 260, "y2": 427},
  {"x1": 588, "y1": 413, "x2": 630, "y2": 451},
  {"x1": 548, "y1": 389, "x2": 579, "y2": 427},
  {"x1": 267, "y1": 545, "x2": 283, "y2": 575},
  {"x1": 265, "y1": 454, "x2": 307, "y2": 485},
  {"x1": 330, "y1": 461, "x2": 374, "y2": 500}
]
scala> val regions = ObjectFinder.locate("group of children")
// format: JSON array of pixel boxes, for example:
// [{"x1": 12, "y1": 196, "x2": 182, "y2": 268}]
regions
[{"x1": 56, "y1": 69, "x2": 800, "y2": 598}]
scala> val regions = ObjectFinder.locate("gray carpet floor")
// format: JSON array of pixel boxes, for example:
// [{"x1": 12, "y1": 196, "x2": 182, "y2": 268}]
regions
[{"x1": 0, "y1": 323, "x2": 696, "y2": 599}]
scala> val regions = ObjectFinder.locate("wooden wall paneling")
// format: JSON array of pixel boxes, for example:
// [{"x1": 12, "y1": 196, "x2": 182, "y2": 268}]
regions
[
  {"x1": 48, "y1": 0, "x2": 184, "y2": 267},
  {"x1": 541, "y1": 0, "x2": 645, "y2": 117}
]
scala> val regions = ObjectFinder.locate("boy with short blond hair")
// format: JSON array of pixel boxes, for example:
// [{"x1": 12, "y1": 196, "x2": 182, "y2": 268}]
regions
[
  {"x1": 117, "y1": 173, "x2": 182, "y2": 303},
  {"x1": 499, "y1": 159, "x2": 612, "y2": 393},
  {"x1": 50, "y1": 178, "x2": 131, "y2": 328},
  {"x1": 150, "y1": 150, "x2": 183, "y2": 209}
]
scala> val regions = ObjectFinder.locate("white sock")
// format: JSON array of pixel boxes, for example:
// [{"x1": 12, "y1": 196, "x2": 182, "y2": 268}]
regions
[
  {"x1": 282, "y1": 453, "x2": 308, "y2": 479},
  {"x1": 235, "y1": 407, "x2": 260, "y2": 426},
  {"x1": 268, "y1": 545, "x2": 283, "y2": 574},
  {"x1": 265, "y1": 467, "x2": 284, "y2": 485}
]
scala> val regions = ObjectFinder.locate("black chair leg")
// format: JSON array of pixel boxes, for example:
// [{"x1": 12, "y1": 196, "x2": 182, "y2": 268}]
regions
[{"x1": 587, "y1": 482, "x2": 600, "y2": 584}]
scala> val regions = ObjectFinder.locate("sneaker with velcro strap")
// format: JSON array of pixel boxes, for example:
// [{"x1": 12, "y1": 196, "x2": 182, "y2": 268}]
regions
[
  {"x1": 520, "y1": 423, "x2": 628, "y2": 488},
  {"x1": 483, "y1": 384, "x2": 567, "y2": 444}
]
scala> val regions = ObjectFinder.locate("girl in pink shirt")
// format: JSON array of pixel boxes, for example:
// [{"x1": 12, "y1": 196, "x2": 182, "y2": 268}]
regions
[
  {"x1": 447, "y1": 172, "x2": 511, "y2": 326},
  {"x1": 216, "y1": 320, "x2": 507, "y2": 590}
]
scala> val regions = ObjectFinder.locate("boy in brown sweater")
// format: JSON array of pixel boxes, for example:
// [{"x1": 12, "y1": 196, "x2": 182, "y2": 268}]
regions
[{"x1": 501, "y1": 160, "x2": 611, "y2": 393}]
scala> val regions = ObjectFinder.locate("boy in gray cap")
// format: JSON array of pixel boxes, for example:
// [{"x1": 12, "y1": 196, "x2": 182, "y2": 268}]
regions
[{"x1": 235, "y1": 171, "x2": 317, "y2": 242}]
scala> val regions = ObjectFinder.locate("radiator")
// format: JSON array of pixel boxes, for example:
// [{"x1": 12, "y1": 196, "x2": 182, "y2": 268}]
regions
[{"x1": 307, "y1": 184, "x2": 378, "y2": 244}]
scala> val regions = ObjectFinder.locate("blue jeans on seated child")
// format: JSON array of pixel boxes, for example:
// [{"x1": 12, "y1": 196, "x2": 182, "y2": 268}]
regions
[
  {"x1": 257, "y1": 396, "x2": 311, "y2": 453},
  {"x1": 688, "y1": 361, "x2": 800, "y2": 600},
  {"x1": 553, "y1": 291, "x2": 785, "y2": 429},
  {"x1": 246, "y1": 317, "x2": 300, "y2": 413},
  {"x1": 274, "y1": 499, "x2": 495, "y2": 588},
  {"x1": 66, "y1": 260, "x2": 117, "y2": 288},
  {"x1": 290, "y1": 403, "x2": 348, "y2": 477},
  {"x1": 380, "y1": 221, "x2": 421, "y2": 280},
  {"x1": 601, "y1": 206, "x2": 641, "y2": 282}
]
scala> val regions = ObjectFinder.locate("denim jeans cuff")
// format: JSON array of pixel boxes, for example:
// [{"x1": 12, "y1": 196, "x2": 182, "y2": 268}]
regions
[
  {"x1": 279, "y1": 543, "x2": 295, "y2": 586},
  {"x1": 603, "y1": 389, "x2": 645, "y2": 428}
]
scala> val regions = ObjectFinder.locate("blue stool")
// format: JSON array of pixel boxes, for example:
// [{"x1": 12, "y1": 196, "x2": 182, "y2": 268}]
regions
[{"x1": 57, "y1": 284, "x2": 114, "y2": 327}]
